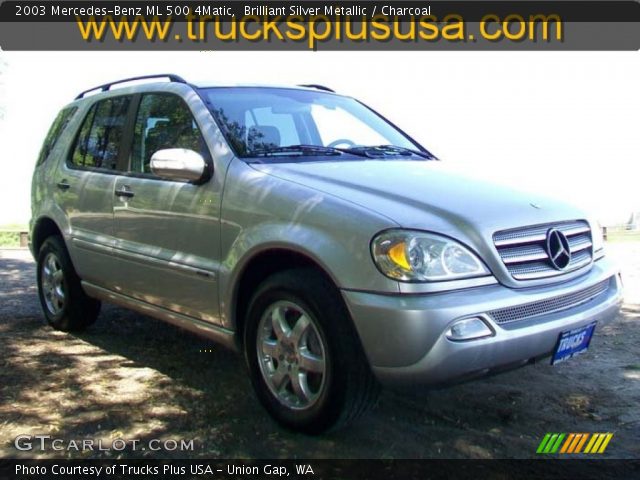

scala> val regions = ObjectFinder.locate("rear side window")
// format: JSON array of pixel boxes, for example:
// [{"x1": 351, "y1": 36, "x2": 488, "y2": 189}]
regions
[
  {"x1": 69, "y1": 96, "x2": 132, "y2": 171},
  {"x1": 37, "y1": 106, "x2": 77, "y2": 166}
]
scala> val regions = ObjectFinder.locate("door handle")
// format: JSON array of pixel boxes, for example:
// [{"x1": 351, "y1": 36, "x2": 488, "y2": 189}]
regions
[
  {"x1": 114, "y1": 187, "x2": 135, "y2": 198},
  {"x1": 57, "y1": 180, "x2": 71, "y2": 191}
]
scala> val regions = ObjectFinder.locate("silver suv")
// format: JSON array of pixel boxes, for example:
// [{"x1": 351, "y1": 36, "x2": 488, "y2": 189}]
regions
[{"x1": 30, "y1": 74, "x2": 623, "y2": 433}]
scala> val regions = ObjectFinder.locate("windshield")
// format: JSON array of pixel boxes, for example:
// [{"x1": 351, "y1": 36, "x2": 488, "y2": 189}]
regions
[{"x1": 200, "y1": 87, "x2": 426, "y2": 159}]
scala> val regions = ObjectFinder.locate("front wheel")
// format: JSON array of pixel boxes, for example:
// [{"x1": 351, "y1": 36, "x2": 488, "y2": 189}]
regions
[{"x1": 244, "y1": 269, "x2": 379, "y2": 434}]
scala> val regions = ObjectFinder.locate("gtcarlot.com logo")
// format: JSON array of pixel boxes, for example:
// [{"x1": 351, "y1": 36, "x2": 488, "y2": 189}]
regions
[
  {"x1": 537, "y1": 432, "x2": 614, "y2": 454},
  {"x1": 13, "y1": 435, "x2": 195, "y2": 452}
]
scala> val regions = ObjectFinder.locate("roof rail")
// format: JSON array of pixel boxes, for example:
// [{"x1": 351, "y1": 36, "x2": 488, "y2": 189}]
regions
[
  {"x1": 75, "y1": 74, "x2": 187, "y2": 100},
  {"x1": 298, "y1": 84, "x2": 335, "y2": 93}
]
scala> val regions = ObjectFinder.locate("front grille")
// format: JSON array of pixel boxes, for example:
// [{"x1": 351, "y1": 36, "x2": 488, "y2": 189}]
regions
[
  {"x1": 488, "y1": 278, "x2": 610, "y2": 325},
  {"x1": 493, "y1": 220, "x2": 593, "y2": 280}
]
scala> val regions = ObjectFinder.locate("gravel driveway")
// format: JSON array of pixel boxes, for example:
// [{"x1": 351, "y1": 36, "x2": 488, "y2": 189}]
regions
[{"x1": 1, "y1": 244, "x2": 638, "y2": 459}]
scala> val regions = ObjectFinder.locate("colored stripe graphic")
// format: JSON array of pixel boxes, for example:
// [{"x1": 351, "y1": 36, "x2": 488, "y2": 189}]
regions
[
  {"x1": 550, "y1": 433, "x2": 565, "y2": 453},
  {"x1": 538, "y1": 433, "x2": 613, "y2": 454},
  {"x1": 584, "y1": 434, "x2": 600, "y2": 453},
  {"x1": 567, "y1": 433, "x2": 582, "y2": 453},
  {"x1": 560, "y1": 433, "x2": 575, "y2": 453},
  {"x1": 584, "y1": 433, "x2": 614, "y2": 454},
  {"x1": 537, "y1": 433, "x2": 552, "y2": 453},
  {"x1": 537, "y1": 433, "x2": 565, "y2": 453},
  {"x1": 544, "y1": 434, "x2": 559, "y2": 453},
  {"x1": 574, "y1": 433, "x2": 589, "y2": 453},
  {"x1": 566, "y1": 433, "x2": 587, "y2": 453},
  {"x1": 597, "y1": 433, "x2": 614, "y2": 453}
]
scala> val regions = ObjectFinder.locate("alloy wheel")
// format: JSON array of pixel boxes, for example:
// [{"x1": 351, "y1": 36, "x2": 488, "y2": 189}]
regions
[
  {"x1": 256, "y1": 300, "x2": 327, "y2": 410},
  {"x1": 41, "y1": 252, "x2": 66, "y2": 316}
]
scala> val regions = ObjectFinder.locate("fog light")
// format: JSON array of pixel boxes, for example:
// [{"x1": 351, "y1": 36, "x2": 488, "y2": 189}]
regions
[{"x1": 446, "y1": 317, "x2": 493, "y2": 341}]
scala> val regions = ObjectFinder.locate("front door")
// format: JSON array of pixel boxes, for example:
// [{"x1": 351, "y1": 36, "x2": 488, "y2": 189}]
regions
[{"x1": 112, "y1": 92, "x2": 221, "y2": 323}]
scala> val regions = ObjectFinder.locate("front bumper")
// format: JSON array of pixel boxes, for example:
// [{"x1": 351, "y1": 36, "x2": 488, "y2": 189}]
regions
[{"x1": 342, "y1": 257, "x2": 623, "y2": 387}]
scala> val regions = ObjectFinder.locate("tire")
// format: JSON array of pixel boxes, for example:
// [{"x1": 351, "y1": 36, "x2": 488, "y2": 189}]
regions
[
  {"x1": 36, "y1": 235, "x2": 101, "y2": 331},
  {"x1": 244, "y1": 268, "x2": 380, "y2": 434}
]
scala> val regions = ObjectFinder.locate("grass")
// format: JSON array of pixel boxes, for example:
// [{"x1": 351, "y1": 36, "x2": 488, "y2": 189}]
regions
[
  {"x1": 0, "y1": 224, "x2": 28, "y2": 248},
  {"x1": 606, "y1": 230, "x2": 640, "y2": 242},
  {"x1": 0, "y1": 232, "x2": 21, "y2": 247}
]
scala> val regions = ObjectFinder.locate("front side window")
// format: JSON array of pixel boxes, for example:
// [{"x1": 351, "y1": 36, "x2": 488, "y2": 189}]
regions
[
  {"x1": 69, "y1": 96, "x2": 131, "y2": 170},
  {"x1": 201, "y1": 87, "x2": 421, "y2": 158},
  {"x1": 129, "y1": 93, "x2": 206, "y2": 174},
  {"x1": 37, "y1": 106, "x2": 77, "y2": 165}
]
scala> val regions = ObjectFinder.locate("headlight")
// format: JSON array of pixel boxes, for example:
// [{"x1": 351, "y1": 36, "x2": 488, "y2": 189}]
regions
[{"x1": 371, "y1": 230, "x2": 490, "y2": 282}]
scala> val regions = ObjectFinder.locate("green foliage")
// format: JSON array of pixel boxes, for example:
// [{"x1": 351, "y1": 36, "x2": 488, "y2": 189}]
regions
[
  {"x1": 0, "y1": 232, "x2": 20, "y2": 247},
  {"x1": 0, "y1": 224, "x2": 27, "y2": 247},
  {"x1": 606, "y1": 231, "x2": 640, "y2": 242}
]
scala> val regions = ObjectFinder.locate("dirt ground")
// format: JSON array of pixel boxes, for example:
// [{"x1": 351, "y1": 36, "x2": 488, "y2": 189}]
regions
[{"x1": 0, "y1": 243, "x2": 638, "y2": 460}]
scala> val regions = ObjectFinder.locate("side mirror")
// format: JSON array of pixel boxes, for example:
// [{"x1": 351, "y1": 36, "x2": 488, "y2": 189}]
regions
[{"x1": 150, "y1": 148, "x2": 208, "y2": 182}]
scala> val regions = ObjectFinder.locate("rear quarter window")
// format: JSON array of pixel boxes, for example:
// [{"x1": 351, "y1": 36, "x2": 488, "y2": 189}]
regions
[{"x1": 36, "y1": 106, "x2": 78, "y2": 166}]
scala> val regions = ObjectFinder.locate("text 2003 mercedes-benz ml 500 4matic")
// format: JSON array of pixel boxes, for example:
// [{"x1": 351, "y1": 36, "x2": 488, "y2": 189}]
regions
[{"x1": 30, "y1": 74, "x2": 623, "y2": 433}]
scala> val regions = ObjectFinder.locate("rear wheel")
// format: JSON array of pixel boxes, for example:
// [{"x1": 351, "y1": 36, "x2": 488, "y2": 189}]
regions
[
  {"x1": 244, "y1": 268, "x2": 379, "y2": 433},
  {"x1": 37, "y1": 236, "x2": 101, "y2": 331}
]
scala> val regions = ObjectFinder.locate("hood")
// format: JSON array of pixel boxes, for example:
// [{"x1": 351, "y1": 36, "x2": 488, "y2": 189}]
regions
[{"x1": 249, "y1": 159, "x2": 587, "y2": 240}]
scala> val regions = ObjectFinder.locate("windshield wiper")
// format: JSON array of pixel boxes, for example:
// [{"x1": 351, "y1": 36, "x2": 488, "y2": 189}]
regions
[
  {"x1": 249, "y1": 144, "x2": 346, "y2": 157},
  {"x1": 247, "y1": 144, "x2": 432, "y2": 160},
  {"x1": 342, "y1": 145, "x2": 435, "y2": 159}
]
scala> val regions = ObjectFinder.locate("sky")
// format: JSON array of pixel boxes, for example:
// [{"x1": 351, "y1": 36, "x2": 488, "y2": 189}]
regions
[{"x1": 0, "y1": 50, "x2": 638, "y2": 226}]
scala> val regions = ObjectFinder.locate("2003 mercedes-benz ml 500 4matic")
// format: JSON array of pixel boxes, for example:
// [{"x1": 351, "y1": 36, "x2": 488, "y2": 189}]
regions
[{"x1": 31, "y1": 74, "x2": 623, "y2": 433}]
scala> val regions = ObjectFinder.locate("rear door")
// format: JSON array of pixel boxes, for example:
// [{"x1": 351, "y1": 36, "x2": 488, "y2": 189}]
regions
[
  {"x1": 111, "y1": 92, "x2": 222, "y2": 323},
  {"x1": 57, "y1": 95, "x2": 133, "y2": 288}
]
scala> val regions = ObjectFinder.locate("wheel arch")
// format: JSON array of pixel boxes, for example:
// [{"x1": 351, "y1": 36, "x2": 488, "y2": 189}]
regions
[
  {"x1": 230, "y1": 247, "x2": 340, "y2": 348},
  {"x1": 31, "y1": 216, "x2": 64, "y2": 257}
]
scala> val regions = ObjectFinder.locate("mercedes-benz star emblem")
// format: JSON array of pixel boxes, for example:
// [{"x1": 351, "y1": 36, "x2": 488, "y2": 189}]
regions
[{"x1": 546, "y1": 229, "x2": 572, "y2": 270}]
